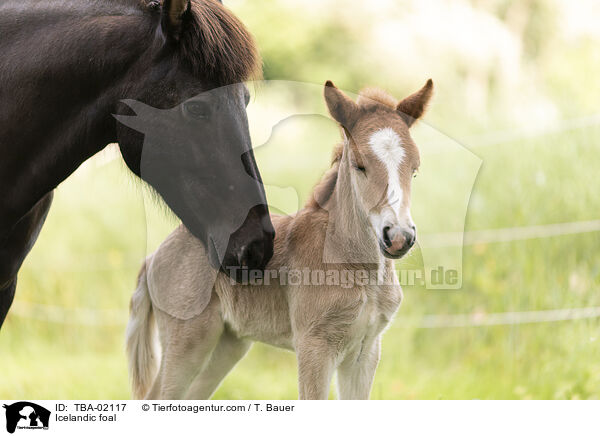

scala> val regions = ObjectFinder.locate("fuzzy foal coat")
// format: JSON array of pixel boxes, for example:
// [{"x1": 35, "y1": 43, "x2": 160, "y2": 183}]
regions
[
  {"x1": 126, "y1": 81, "x2": 434, "y2": 399},
  {"x1": 127, "y1": 213, "x2": 401, "y2": 399}
]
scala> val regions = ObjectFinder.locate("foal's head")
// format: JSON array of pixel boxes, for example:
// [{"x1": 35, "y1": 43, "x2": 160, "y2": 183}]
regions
[{"x1": 324, "y1": 80, "x2": 433, "y2": 259}]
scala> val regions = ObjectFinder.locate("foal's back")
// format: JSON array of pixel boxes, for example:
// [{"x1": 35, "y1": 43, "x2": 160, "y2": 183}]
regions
[
  {"x1": 214, "y1": 211, "x2": 328, "y2": 350},
  {"x1": 215, "y1": 215, "x2": 294, "y2": 349}
]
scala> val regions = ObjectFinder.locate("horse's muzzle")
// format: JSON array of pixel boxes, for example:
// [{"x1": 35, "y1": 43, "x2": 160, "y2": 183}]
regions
[{"x1": 219, "y1": 205, "x2": 275, "y2": 282}]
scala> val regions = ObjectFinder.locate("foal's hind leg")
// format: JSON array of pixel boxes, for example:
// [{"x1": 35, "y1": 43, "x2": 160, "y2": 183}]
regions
[
  {"x1": 147, "y1": 297, "x2": 224, "y2": 400},
  {"x1": 0, "y1": 193, "x2": 53, "y2": 328},
  {"x1": 185, "y1": 329, "x2": 251, "y2": 399}
]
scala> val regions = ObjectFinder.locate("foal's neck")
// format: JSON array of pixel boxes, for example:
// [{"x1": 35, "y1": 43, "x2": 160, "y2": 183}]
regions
[{"x1": 321, "y1": 158, "x2": 383, "y2": 266}]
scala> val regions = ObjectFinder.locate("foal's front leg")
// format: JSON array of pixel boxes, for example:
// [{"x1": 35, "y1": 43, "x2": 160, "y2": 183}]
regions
[
  {"x1": 337, "y1": 336, "x2": 381, "y2": 400},
  {"x1": 296, "y1": 337, "x2": 337, "y2": 400}
]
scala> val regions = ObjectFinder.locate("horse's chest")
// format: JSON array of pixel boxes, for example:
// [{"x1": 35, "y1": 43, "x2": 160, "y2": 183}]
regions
[{"x1": 349, "y1": 284, "x2": 402, "y2": 341}]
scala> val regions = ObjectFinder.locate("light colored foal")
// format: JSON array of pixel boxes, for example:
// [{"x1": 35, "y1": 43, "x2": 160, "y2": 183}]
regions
[{"x1": 126, "y1": 79, "x2": 433, "y2": 400}]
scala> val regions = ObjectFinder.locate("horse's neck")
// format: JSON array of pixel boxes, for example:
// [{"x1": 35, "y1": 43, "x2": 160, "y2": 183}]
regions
[
  {"x1": 323, "y1": 161, "x2": 383, "y2": 265},
  {"x1": 0, "y1": 7, "x2": 153, "y2": 222}
]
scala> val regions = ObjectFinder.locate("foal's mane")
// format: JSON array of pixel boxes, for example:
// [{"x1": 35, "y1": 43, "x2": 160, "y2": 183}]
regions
[
  {"x1": 307, "y1": 88, "x2": 398, "y2": 210},
  {"x1": 307, "y1": 151, "x2": 341, "y2": 209},
  {"x1": 179, "y1": 0, "x2": 262, "y2": 86}
]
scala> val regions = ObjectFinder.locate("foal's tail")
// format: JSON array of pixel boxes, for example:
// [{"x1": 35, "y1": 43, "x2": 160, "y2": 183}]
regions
[{"x1": 126, "y1": 261, "x2": 158, "y2": 399}]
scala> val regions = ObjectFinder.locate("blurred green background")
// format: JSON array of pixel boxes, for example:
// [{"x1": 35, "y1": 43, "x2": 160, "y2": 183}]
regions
[{"x1": 2, "y1": 0, "x2": 600, "y2": 399}]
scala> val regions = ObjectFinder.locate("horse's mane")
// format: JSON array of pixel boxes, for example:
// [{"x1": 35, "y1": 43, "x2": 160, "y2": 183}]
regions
[
  {"x1": 4, "y1": 1, "x2": 260, "y2": 87},
  {"x1": 306, "y1": 144, "x2": 342, "y2": 209},
  {"x1": 356, "y1": 88, "x2": 398, "y2": 110},
  {"x1": 180, "y1": 0, "x2": 262, "y2": 86}
]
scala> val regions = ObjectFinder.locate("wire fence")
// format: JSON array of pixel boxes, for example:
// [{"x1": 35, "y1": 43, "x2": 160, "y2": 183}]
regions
[
  {"x1": 10, "y1": 300, "x2": 600, "y2": 329},
  {"x1": 21, "y1": 218, "x2": 600, "y2": 271},
  {"x1": 12, "y1": 217, "x2": 600, "y2": 326},
  {"x1": 10, "y1": 114, "x2": 600, "y2": 327},
  {"x1": 464, "y1": 113, "x2": 600, "y2": 148},
  {"x1": 419, "y1": 219, "x2": 600, "y2": 248},
  {"x1": 10, "y1": 301, "x2": 127, "y2": 327},
  {"x1": 395, "y1": 307, "x2": 600, "y2": 329}
]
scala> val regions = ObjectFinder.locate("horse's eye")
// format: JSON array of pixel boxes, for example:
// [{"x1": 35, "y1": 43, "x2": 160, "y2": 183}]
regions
[
  {"x1": 184, "y1": 101, "x2": 210, "y2": 119},
  {"x1": 353, "y1": 163, "x2": 367, "y2": 174},
  {"x1": 413, "y1": 168, "x2": 419, "y2": 178}
]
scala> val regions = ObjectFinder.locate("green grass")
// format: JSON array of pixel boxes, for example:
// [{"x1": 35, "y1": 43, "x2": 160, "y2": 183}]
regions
[{"x1": 1, "y1": 119, "x2": 599, "y2": 399}]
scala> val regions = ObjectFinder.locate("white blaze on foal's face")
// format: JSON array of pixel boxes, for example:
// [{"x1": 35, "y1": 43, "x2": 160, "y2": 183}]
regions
[{"x1": 368, "y1": 127, "x2": 406, "y2": 218}]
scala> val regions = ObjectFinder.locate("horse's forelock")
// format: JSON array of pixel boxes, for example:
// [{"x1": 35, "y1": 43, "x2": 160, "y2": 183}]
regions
[
  {"x1": 180, "y1": 0, "x2": 262, "y2": 86},
  {"x1": 357, "y1": 88, "x2": 398, "y2": 111}
]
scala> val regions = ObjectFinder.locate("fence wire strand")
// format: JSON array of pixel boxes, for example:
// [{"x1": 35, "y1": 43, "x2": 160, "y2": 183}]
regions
[
  {"x1": 11, "y1": 116, "x2": 600, "y2": 327},
  {"x1": 10, "y1": 300, "x2": 600, "y2": 329}
]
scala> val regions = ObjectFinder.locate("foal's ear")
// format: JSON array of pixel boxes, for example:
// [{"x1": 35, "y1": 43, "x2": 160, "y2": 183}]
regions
[
  {"x1": 162, "y1": 0, "x2": 191, "y2": 38},
  {"x1": 397, "y1": 79, "x2": 434, "y2": 127},
  {"x1": 324, "y1": 81, "x2": 359, "y2": 128}
]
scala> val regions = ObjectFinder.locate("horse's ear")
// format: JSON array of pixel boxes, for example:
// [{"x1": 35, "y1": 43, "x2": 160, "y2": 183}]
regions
[
  {"x1": 397, "y1": 79, "x2": 433, "y2": 127},
  {"x1": 324, "y1": 81, "x2": 359, "y2": 129},
  {"x1": 162, "y1": 0, "x2": 191, "y2": 38}
]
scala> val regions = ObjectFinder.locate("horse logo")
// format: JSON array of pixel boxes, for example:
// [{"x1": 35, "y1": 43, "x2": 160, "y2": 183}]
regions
[{"x1": 2, "y1": 402, "x2": 50, "y2": 434}]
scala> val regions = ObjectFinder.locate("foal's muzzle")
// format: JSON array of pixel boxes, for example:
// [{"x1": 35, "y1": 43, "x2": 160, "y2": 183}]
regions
[{"x1": 380, "y1": 225, "x2": 416, "y2": 259}]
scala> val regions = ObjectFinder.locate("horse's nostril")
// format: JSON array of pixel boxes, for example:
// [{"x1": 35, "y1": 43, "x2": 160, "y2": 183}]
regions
[
  {"x1": 382, "y1": 226, "x2": 392, "y2": 248},
  {"x1": 238, "y1": 239, "x2": 267, "y2": 270},
  {"x1": 237, "y1": 245, "x2": 249, "y2": 268}
]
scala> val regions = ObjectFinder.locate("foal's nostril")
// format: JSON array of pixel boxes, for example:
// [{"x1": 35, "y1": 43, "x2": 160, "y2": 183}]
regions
[
  {"x1": 405, "y1": 229, "x2": 416, "y2": 247},
  {"x1": 382, "y1": 226, "x2": 392, "y2": 248}
]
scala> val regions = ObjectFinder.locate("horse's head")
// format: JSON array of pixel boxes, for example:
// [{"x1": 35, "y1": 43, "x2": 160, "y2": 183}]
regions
[
  {"x1": 115, "y1": 0, "x2": 274, "y2": 276},
  {"x1": 324, "y1": 80, "x2": 433, "y2": 259}
]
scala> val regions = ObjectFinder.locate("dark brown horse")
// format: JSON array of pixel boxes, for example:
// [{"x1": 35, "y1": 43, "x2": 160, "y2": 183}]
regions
[{"x1": 0, "y1": 0, "x2": 275, "y2": 328}]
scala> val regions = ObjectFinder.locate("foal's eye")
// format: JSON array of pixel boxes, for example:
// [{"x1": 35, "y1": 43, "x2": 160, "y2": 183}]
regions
[
  {"x1": 413, "y1": 168, "x2": 419, "y2": 178},
  {"x1": 352, "y1": 163, "x2": 367, "y2": 174},
  {"x1": 184, "y1": 101, "x2": 210, "y2": 119}
]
